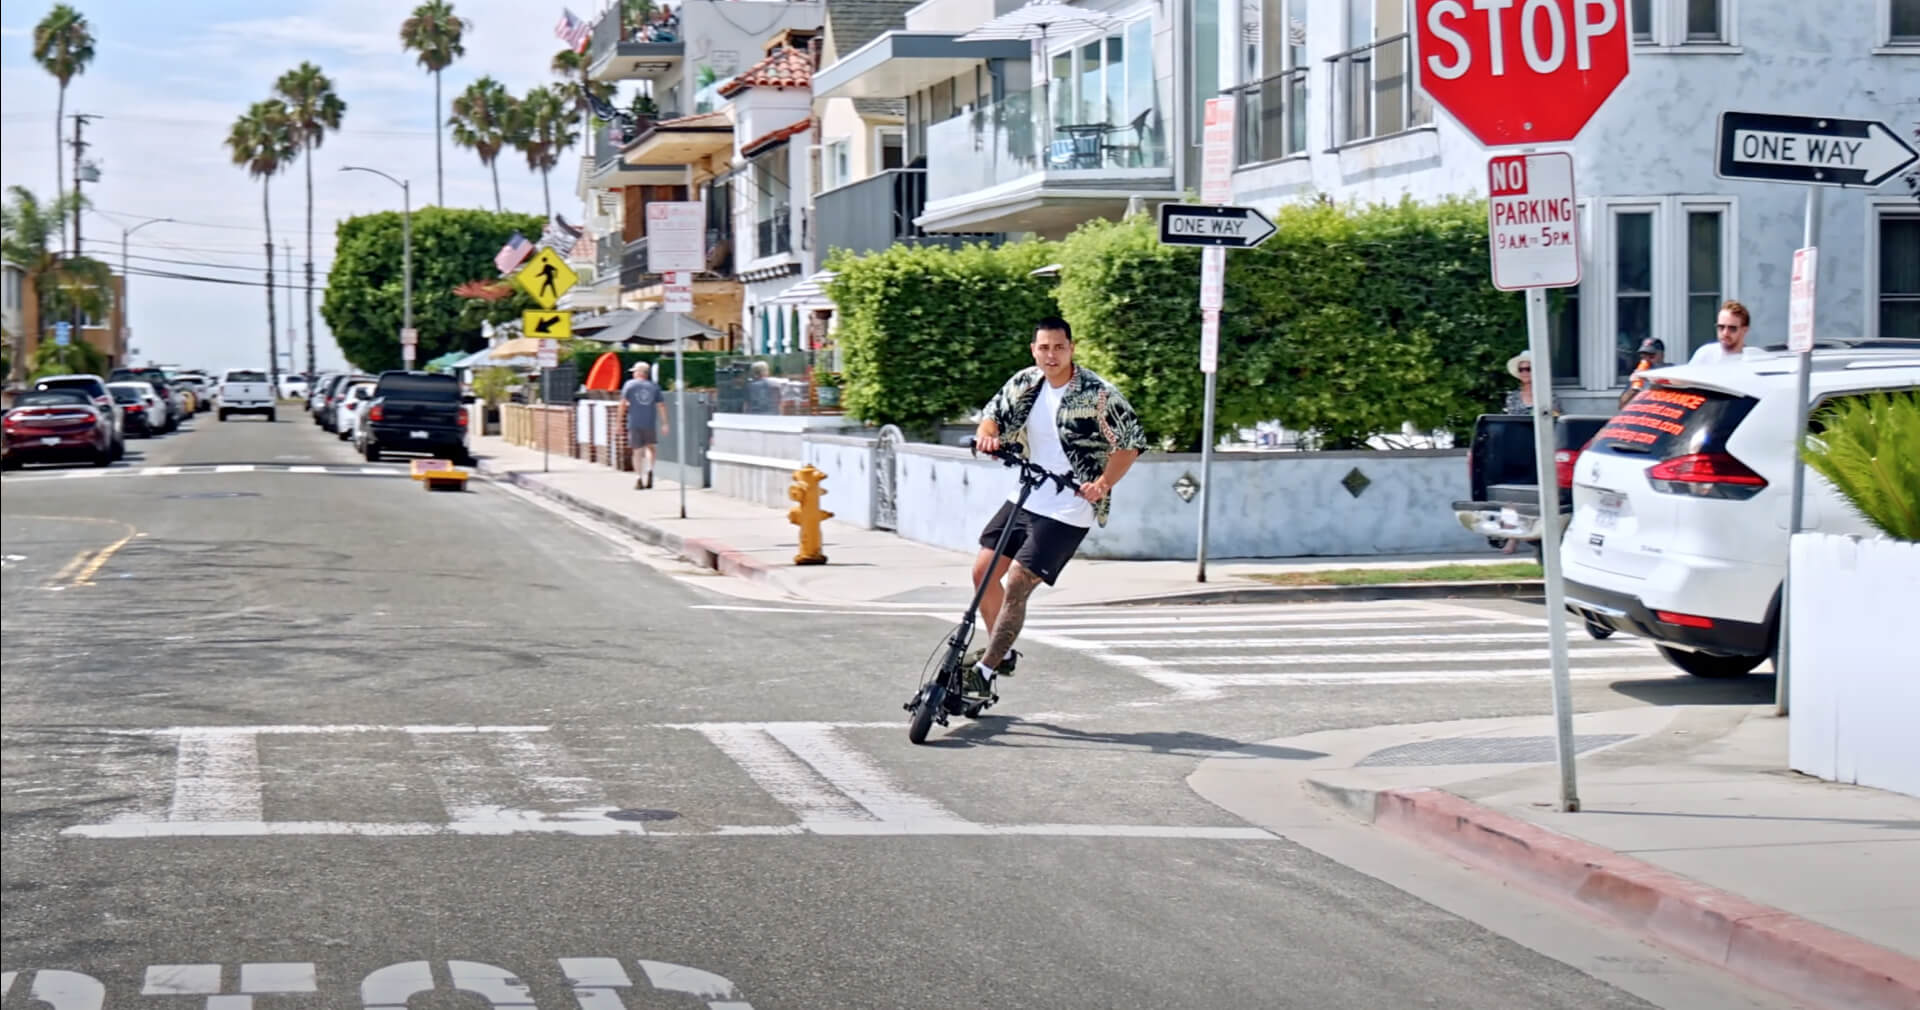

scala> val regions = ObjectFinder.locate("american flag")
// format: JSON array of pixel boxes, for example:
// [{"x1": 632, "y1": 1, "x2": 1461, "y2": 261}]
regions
[
  {"x1": 555, "y1": 8, "x2": 592, "y2": 53},
  {"x1": 540, "y1": 217, "x2": 580, "y2": 258},
  {"x1": 494, "y1": 232, "x2": 534, "y2": 274}
]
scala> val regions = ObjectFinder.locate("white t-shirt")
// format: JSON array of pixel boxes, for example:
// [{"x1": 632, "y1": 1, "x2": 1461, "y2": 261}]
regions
[
  {"x1": 1009, "y1": 378, "x2": 1094, "y2": 528},
  {"x1": 1689, "y1": 342, "x2": 1741, "y2": 366}
]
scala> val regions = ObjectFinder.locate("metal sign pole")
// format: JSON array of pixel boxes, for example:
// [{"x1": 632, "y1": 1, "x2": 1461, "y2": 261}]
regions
[
  {"x1": 1522, "y1": 287, "x2": 1580, "y2": 812},
  {"x1": 1196, "y1": 368, "x2": 1217, "y2": 582},
  {"x1": 1778, "y1": 184, "x2": 1823, "y2": 716},
  {"x1": 675, "y1": 312, "x2": 688, "y2": 520}
]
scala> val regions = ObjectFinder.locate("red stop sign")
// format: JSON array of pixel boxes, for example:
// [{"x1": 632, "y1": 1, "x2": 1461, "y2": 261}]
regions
[{"x1": 1414, "y1": 0, "x2": 1631, "y2": 147}]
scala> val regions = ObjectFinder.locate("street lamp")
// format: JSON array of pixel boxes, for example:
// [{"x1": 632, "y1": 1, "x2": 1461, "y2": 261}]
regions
[
  {"x1": 121, "y1": 216, "x2": 172, "y2": 367},
  {"x1": 339, "y1": 165, "x2": 413, "y2": 366}
]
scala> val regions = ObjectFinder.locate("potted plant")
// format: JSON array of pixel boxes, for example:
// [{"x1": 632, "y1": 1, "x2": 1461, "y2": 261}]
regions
[{"x1": 815, "y1": 370, "x2": 843, "y2": 407}]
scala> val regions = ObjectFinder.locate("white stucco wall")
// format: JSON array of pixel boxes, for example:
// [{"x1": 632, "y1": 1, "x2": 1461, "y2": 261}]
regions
[
  {"x1": 1231, "y1": 0, "x2": 1919, "y2": 394},
  {"x1": 888, "y1": 441, "x2": 1485, "y2": 559},
  {"x1": 802, "y1": 434, "x2": 878, "y2": 529}
]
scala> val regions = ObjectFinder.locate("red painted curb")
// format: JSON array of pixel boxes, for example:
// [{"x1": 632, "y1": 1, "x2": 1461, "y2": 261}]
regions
[
  {"x1": 681, "y1": 537, "x2": 784, "y2": 588},
  {"x1": 1373, "y1": 787, "x2": 1920, "y2": 1010}
]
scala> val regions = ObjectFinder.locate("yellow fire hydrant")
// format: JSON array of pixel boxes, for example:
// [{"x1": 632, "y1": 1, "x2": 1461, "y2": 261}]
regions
[{"x1": 787, "y1": 464, "x2": 833, "y2": 565}]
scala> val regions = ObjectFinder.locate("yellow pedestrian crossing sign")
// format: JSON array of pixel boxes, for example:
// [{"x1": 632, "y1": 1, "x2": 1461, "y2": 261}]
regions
[
  {"x1": 523, "y1": 310, "x2": 572, "y2": 340},
  {"x1": 515, "y1": 247, "x2": 577, "y2": 309}
]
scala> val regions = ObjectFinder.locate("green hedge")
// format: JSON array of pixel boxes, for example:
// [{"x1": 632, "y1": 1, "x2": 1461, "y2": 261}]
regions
[
  {"x1": 825, "y1": 240, "x2": 1059, "y2": 437},
  {"x1": 1056, "y1": 197, "x2": 1526, "y2": 450}
]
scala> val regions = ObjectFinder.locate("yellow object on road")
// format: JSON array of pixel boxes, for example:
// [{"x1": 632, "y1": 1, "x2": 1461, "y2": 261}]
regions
[
  {"x1": 786, "y1": 465, "x2": 833, "y2": 565},
  {"x1": 422, "y1": 469, "x2": 469, "y2": 492},
  {"x1": 410, "y1": 459, "x2": 454, "y2": 481}
]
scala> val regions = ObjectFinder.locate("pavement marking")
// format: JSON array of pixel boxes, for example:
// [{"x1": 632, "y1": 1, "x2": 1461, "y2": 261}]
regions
[
  {"x1": 72, "y1": 528, "x2": 137, "y2": 585},
  {"x1": 140, "y1": 465, "x2": 183, "y2": 476},
  {"x1": 0, "y1": 463, "x2": 412, "y2": 484},
  {"x1": 212, "y1": 464, "x2": 255, "y2": 473},
  {"x1": 62, "y1": 819, "x2": 1277, "y2": 840},
  {"x1": 1043, "y1": 632, "x2": 1579, "y2": 649},
  {"x1": 492, "y1": 730, "x2": 610, "y2": 808},
  {"x1": 51, "y1": 547, "x2": 95, "y2": 583},
  {"x1": 171, "y1": 729, "x2": 264, "y2": 822},
  {"x1": 142, "y1": 964, "x2": 222, "y2": 995},
  {"x1": 287, "y1": 465, "x2": 329, "y2": 473},
  {"x1": 103, "y1": 724, "x2": 550, "y2": 736},
  {"x1": 690, "y1": 724, "x2": 879, "y2": 825},
  {"x1": 1124, "y1": 647, "x2": 1663, "y2": 667},
  {"x1": 764, "y1": 723, "x2": 977, "y2": 830}
]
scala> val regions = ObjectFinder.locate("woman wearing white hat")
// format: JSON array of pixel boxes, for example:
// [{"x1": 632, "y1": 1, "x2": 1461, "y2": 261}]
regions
[{"x1": 1502, "y1": 350, "x2": 1559, "y2": 416}]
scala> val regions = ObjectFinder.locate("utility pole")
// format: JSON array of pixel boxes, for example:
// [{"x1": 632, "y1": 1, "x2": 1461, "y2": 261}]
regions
[
  {"x1": 121, "y1": 217, "x2": 172, "y2": 369},
  {"x1": 69, "y1": 113, "x2": 99, "y2": 341},
  {"x1": 285, "y1": 239, "x2": 296, "y2": 385}
]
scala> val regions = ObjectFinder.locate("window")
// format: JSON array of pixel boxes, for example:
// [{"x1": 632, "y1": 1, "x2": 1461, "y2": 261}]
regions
[
  {"x1": 876, "y1": 128, "x2": 905, "y2": 170},
  {"x1": 1684, "y1": 209, "x2": 1724, "y2": 357},
  {"x1": 1331, "y1": 0, "x2": 1430, "y2": 145},
  {"x1": 823, "y1": 139, "x2": 851, "y2": 190},
  {"x1": 753, "y1": 148, "x2": 791, "y2": 258},
  {"x1": 1233, "y1": 0, "x2": 1310, "y2": 165},
  {"x1": 1877, "y1": 209, "x2": 1920, "y2": 339},
  {"x1": 1053, "y1": 19, "x2": 1158, "y2": 133},
  {"x1": 1614, "y1": 211, "x2": 1655, "y2": 383},
  {"x1": 1633, "y1": 0, "x2": 1733, "y2": 47},
  {"x1": 1193, "y1": 0, "x2": 1222, "y2": 143},
  {"x1": 1886, "y1": 0, "x2": 1920, "y2": 45}
]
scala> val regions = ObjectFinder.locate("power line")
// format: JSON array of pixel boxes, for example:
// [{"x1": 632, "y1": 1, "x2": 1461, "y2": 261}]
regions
[
  {"x1": 117, "y1": 264, "x2": 328, "y2": 292},
  {"x1": 92, "y1": 248, "x2": 336, "y2": 274}
]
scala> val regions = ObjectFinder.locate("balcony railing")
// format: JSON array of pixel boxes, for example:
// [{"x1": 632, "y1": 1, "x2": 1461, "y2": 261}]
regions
[
  {"x1": 587, "y1": 7, "x2": 684, "y2": 79},
  {"x1": 620, "y1": 236, "x2": 655, "y2": 291},
  {"x1": 755, "y1": 209, "x2": 793, "y2": 260},
  {"x1": 925, "y1": 91, "x2": 1169, "y2": 204},
  {"x1": 1327, "y1": 34, "x2": 1433, "y2": 147},
  {"x1": 815, "y1": 170, "x2": 999, "y2": 257},
  {"x1": 1228, "y1": 67, "x2": 1309, "y2": 167},
  {"x1": 594, "y1": 234, "x2": 621, "y2": 286}
]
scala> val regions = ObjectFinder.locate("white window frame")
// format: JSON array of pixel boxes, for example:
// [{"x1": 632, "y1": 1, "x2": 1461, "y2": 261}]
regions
[
  {"x1": 1581, "y1": 196, "x2": 1738, "y2": 389},
  {"x1": 1048, "y1": 8, "x2": 1157, "y2": 133},
  {"x1": 1866, "y1": 199, "x2": 1920, "y2": 340},
  {"x1": 1880, "y1": 0, "x2": 1920, "y2": 50},
  {"x1": 872, "y1": 126, "x2": 906, "y2": 173},
  {"x1": 1633, "y1": 0, "x2": 1740, "y2": 50},
  {"x1": 821, "y1": 138, "x2": 852, "y2": 191}
]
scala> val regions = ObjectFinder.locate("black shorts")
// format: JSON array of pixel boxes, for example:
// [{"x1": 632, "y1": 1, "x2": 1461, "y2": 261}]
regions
[
  {"x1": 627, "y1": 426, "x2": 657, "y2": 447},
  {"x1": 977, "y1": 501, "x2": 1089, "y2": 586}
]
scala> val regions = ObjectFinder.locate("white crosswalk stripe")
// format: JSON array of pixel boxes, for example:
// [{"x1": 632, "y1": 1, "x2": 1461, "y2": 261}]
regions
[
  {"x1": 1011, "y1": 601, "x2": 1671, "y2": 698},
  {"x1": 49, "y1": 723, "x2": 1272, "y2": 842}
]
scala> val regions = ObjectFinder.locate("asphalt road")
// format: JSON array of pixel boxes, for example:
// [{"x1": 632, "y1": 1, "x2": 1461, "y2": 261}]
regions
[{"x1": 1, "y1": 409, "x2": 1785, "y2": 1009}]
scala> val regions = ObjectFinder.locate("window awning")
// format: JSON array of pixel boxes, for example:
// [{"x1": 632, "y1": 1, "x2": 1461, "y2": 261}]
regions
[{"x1": 813, "y1": 31, "x2": 1031, "y2": 101}]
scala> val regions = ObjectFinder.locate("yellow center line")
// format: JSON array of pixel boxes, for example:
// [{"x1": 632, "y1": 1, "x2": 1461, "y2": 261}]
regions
[
  {"x1": 74, "y1": 532, "x2": 137, "y2": 586},
  {"x1": 4, "y1": 514, "x2": 141, "y2": 588},
  {"x1": 52, "y1": 548, "x2": 97, "y2": 583}
]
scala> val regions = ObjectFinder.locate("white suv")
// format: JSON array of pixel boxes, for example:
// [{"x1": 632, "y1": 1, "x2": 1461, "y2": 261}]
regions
[{"x1": 1561, "y1": 343, "x2": 1920, "y2": 678}]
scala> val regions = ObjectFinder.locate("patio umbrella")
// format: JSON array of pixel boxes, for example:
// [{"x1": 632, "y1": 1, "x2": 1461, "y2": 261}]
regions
[{"x1": 958, "y1": 0, "x2": 1121, "y2": 146}]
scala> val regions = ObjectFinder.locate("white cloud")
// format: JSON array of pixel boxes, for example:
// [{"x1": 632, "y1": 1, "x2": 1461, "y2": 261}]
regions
[{"x1": 1, "y1": 0, "x2": 609, "y2": 374}]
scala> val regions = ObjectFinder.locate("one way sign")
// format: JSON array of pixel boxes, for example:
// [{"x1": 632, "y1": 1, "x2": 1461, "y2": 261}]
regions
[
  {"x1": 1158, "y1": 203, "x2": 1277, "y2": 249},
  {"x1": 1716, "y1": 111, "x2": 1919, "y2": 189},
  {"x1": 523, "y1": 309, "x2": 572, "y2": 339}
]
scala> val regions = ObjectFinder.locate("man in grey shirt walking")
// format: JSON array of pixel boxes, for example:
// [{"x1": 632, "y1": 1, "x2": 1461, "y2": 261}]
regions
[{"x1": 621, "y1": 361, "x2": 667, "y2": 489}]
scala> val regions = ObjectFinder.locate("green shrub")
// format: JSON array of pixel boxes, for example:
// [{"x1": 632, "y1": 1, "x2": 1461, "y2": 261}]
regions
[
  {"x1": 825, "y1": 240, "x2": 1059, "y2": 437},
  {"x1": 1056, "y1": 198, "x2": 1526, "y2": 450},
  {"x1": 568, "y1": 349, "x2": 725, "y2": 389},
  {"x1": 1803, "y1": 390, "x2": 1920, "y2": 541}
]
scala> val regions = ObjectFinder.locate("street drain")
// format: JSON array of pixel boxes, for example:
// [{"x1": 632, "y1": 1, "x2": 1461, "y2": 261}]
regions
[
  {"x1": 605, "y1": 808, "x2": 680, "y2": 822},
  {"x1": 164, "y1": 491, "x2": 262, "y2": 500}
]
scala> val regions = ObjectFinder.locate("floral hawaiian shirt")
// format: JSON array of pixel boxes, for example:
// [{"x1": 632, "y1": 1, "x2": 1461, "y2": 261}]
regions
[{"x1": 981, "y1": 365, "x2": 1149, "y2": 527}]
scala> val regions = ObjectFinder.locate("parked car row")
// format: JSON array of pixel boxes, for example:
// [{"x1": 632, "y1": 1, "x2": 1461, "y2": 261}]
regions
[
  {"x1": 3, "y1": 370, "x2": 199, "y2": 469},
  {"x1": 311, "y1": 369, "x2": 473, "y2": 464}
]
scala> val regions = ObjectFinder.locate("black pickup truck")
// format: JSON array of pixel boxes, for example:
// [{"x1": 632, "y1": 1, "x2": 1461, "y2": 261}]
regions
[
  {"x1": 362, "y1": 370, "x2": 470, "y2": 464},
  {"x1": 1451, "y1": 412, "x2": 1612, "y2": 557}
]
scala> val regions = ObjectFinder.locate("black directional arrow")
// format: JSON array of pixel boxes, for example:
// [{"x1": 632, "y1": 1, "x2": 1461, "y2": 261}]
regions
[{"x1": 531, "y1": 314, "x2": 561, "y2": 335}]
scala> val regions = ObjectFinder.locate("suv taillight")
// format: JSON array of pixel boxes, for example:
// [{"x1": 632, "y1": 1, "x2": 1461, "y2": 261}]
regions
[
  {"x1": 1554, "y1": 450, "x2": 1577, "y2": 490},
  {"x1": 457, "y1": 409, "x2": 468, "y2": 427},
  {"x1": 1646, "y1": 452, "x2": 1767, "y2": 500},
  {"x1": 369, "y1": 405, "x2": 383, "y2": 422}
]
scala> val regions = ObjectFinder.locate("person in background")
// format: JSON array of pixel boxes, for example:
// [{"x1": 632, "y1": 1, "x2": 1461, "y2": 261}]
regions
[
  {"x1": 1503, "y1": 350, "x2": 1560, "y2": 415},
  {"x1": 1690, "y1": 300, "x2": 1751, "y2": 365},
  {"x1": 621, "y1": 361, "x2": 666, "y2": 489},
  {"x1": 1620, "y1": 337, "x2": 1666, "y2": 406},
  {"x1": 745, "y1": 361, "x2": 779, "y2": 415}
]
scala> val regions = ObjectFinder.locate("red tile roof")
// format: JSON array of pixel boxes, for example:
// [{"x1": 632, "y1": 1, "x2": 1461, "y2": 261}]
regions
[
  {"x1": 741, "y1": 117, "x2": 814, "y2": 157},
  {"x1": 718, "y1": 46, "x2": 813, "y2": 97}
]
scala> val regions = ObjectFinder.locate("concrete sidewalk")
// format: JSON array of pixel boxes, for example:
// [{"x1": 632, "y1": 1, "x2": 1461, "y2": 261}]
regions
[
  {"x1": 468, "y1": 435, "x2": 1537, "y2": 607},
  {"x1": 1191, "y1": 706, "x2": 1920, "y2": 1010}
]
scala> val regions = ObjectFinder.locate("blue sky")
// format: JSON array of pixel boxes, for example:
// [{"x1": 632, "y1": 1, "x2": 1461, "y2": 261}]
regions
[{"x1": 1, "y1": 0, "x2": 609, "y2": 374}]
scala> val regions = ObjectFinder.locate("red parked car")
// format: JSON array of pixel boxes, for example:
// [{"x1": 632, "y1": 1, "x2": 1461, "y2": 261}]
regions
[{"x1": 1, "y1": 388, "x2": 117, "y2": 469}]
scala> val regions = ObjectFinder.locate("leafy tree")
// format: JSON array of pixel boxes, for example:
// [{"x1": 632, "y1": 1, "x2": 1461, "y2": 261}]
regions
[
  {"x1": 1, "y1": 186, "x2": 81, "y2": 381},
  {"x1": 469, "y1": 365, "x2": 517, "y2": 405},
  {"x1": 30, "y1": 331, "x2": 107, "y2": 380},
  {"x1": 399, "y1": 0, "x2": 468, "y2": 206},
  {"x1": 512, "y1": 85, "x2": 576, "y2": 220},
  {"x1": 551, "y1": 48, "x2": 614, "y2": 128},
  {"x1": 450, "y1": 76, "x2": 516, "y2": 212},
  {"x1": 825, "y1": 240, "x2": 1059, "y2": 437},
  {"x1": 226, "y1": 99, "x2": 299, "y2": 386},
  {"x1": 32, "y1": 4, "x2": 93, "y2": 252},
  {"x1": 321, "y1": 207, "x2": 543, "y2": 372},
  {"x1": 275, "y1": 62, "x2": 348, "y2": 380}
]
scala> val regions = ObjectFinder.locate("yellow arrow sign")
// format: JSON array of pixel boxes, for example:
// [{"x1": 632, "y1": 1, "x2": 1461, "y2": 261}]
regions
[
  {"x1": 515, "y1": 247, "x2": 577, "y2": 309},
  {"x1": 523, "y1": 310, "x2": 572, "y2": 340}
]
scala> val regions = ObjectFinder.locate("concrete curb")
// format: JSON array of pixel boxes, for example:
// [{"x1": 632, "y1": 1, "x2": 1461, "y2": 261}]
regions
[
  {"x1": 1311, "y1": 779, "x2": 1920, "y2": 1010},
  {"x1": 474, "y1": 462, "x2": 795, "y2": 595},
  {"x1": 1086, "y1": 580, "x2": 1545, "y2": 606}
]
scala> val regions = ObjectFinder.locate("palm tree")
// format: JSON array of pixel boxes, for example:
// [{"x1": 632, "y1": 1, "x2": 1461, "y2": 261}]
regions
[
  {"x1": 399, "y1": 0, "x2": 468, "y2": 206},
  {"x1": 0, "y1": 186, "x2": 102, "y2": 384},
  {"x1": 274, "y1": 62, "x2": 347, "y2": 383},
  {"x1": 450, "y1": 76, "x2": 516, "y2": 212},
  {"x1": 31, "y1": 4, "x2": 95, "y2": 254},
  {"x1": 226, "y1": 100, "x2": 298, "y2": 386},
  {"x1": 513, "y1": 86, "x2": 577, "y2": 220},
  {"x1": 552, "y1": 47, "x2": 614, "y2": 127}
]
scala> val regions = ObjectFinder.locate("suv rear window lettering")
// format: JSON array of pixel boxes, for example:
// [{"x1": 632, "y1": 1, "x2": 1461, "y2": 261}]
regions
[
  {"x1": 375, "y1": 374, "x2": 460, "y2": 402},
  {"x1": 1592, "y1": 388, "x2": 1758, "y2": 457},
  {"x1": 225, "y1": 370, "x2": 268, "y2": 383}
]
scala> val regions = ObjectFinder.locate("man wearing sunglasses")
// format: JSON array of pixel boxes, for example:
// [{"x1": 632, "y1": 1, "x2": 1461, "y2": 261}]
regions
[{"x1": 1689, "y1": 300, "x2": 1751, "y2": 365}]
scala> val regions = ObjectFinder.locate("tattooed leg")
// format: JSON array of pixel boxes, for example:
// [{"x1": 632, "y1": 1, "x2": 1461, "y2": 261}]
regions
[{"x1": 981, "y1": 563, "x2": 1043, "y2": 669}]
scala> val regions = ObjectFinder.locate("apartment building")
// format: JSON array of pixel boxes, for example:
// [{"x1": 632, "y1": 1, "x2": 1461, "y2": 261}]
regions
[
  {"x1": 816, "y1": 0, "x2": 1204, "y2": 239},
  {"x1": 1226, "y1": 0, "x2": 1919, "y2": 411}
]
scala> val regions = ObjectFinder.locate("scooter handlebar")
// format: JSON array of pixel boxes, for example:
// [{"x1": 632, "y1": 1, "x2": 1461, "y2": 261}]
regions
[{"x1": 965, "y1": 436, "x2": 1080, "y2": 495}]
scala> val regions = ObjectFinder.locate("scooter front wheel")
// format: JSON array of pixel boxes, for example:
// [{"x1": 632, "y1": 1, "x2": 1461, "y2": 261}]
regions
[{"x1": 908, "y1": 684, "x2": 944, "y2": 744}]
